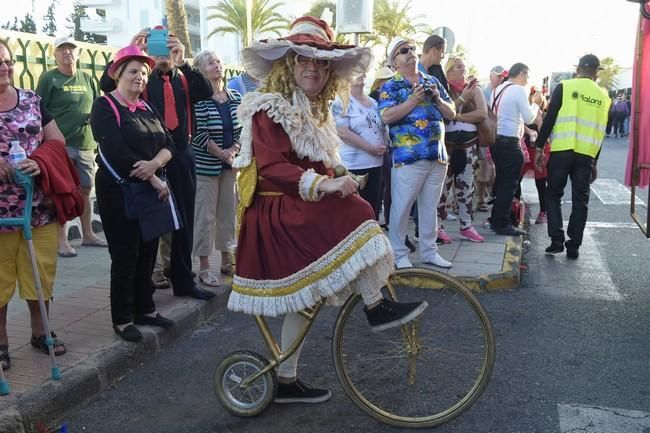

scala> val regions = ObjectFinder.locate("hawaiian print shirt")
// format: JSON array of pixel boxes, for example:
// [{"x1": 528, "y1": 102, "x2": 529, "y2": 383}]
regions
[
  {"x1": 0, "y1": 88, "x2": 53, "y2": 232},
  {"x1": 378, "y1": 71, "x2": 450, "y2": 166}
]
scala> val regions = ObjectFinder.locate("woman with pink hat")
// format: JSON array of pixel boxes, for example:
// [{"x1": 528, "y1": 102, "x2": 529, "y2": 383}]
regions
[
  {"x1": 229, "y1": 16, "x2": 427, "y2": 403},
  {"x1": 90, "y1": 45, "x2": 175, "y2": 342}
]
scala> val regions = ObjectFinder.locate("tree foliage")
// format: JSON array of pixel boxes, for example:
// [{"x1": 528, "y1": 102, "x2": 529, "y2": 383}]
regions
[
  {"x1": 42, "y1": 0, "x2": 58, "y2": 37},
  {"x1": 1, "y1": 13, "x2": 45, "y2": 34},
  {"x1": 207, "y1": 0, "x2": 290, "y2": 48},
  {"x1": 597, "y1": 56, "x2": 622, "y2": 91},
  {"x1": 166, "y1": 0, "x2": 193, "y2": 56},
  {"x1": 65, "y1": 2, "x2": 106, "y2": 44},
  {"x1": 305, "y1": 0, "x2": 336, "y2": 23},
  {"x1": 1, "y1": 18, "x2": 19, "y2": 31},
  {"x1": 361, "y1": 0, "x2": 429, "y2": 60}
]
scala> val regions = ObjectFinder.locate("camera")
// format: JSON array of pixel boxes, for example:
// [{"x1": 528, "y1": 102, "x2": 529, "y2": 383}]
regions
[
  {"x1": 422, "y1": 81, "x2": 437, "y2": 97},
  {"x1": 147, "y1": 27, "x2": 169, "y2": 57}
]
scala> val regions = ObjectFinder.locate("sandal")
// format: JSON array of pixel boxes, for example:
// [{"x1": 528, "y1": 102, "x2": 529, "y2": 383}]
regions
[
  {"x1": 198, "y1": 270, "x2": 221, "y2": 287},
  {"x1": 220, "y1": 263, "x2": 235, "y2": 276},
  {"x1": 30, "y1": 332, "x2": 67, "y2": 356},
  {"x1": 477, "y1": 203, "x2": 489, "y2": 212},
  {"x1": 0, "y1": 345, "x2": 10, "y2": 371}
]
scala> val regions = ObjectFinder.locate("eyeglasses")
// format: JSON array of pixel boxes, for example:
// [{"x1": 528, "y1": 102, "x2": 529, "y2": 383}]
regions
[
  {"x1": 295, "y1": 54, "x2": 330, "y2": 69},
  {"x1": 398, "y1": 46, "x2": 416, "y2": 55},
  {"x1": 0, "y1": 59, "x2": 15, "y2": 67}
]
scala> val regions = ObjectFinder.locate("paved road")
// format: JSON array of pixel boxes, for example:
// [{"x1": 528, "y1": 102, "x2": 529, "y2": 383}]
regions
[{"x1": 65, "y1": 137, "x2": 650, "y2": 433}]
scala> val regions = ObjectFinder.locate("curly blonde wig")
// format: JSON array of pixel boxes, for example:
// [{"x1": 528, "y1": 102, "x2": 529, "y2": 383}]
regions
[{"x1": 260, "y1": 51, "x2": 344, "y2": 126}]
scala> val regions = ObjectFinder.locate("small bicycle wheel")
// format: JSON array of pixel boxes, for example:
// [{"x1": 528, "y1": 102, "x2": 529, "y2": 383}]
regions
[
  {"x1": 332, "y1": 268, "x2": 495, "y2": 428},
  {"x1": 214, "y1": 350, "x2": 277, "y2": 417}
]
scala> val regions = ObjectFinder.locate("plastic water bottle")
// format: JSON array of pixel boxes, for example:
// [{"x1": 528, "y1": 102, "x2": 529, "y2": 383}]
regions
[{"x1": 8, "y1": 141, "x2": 26, "y2": 167}]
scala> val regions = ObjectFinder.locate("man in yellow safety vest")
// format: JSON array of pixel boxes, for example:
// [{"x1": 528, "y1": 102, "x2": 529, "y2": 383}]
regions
[{"x1": 534, "y1": 54, "x2": 611, "y2": 259}]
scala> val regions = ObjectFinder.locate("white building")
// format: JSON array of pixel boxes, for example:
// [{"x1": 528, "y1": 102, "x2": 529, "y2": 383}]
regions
[{"x1": 78, "y1": 0, "x2": 240, "y2": 65}]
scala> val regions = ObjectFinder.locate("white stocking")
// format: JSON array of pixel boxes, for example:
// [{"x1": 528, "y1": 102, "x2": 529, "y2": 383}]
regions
[{"x1": 277, "y1": 312, "x2": 308, "y2": 380}]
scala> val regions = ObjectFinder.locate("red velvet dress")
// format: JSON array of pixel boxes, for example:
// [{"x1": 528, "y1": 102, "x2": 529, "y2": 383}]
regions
[{"x1": 229, "y1": 111, "x2": 394, "y2": 317}]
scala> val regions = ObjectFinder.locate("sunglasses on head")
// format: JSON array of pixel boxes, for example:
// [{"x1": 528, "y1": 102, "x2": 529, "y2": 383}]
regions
[
  {"x1": 295, "y1": 54, "x2": 330, "y2": 69},
  {"x1": 398, "y1": 46, "x2": 416, "y2": 55},
  {"x1": 0, "y1": 59, "x2": 15, "y2": 67}
]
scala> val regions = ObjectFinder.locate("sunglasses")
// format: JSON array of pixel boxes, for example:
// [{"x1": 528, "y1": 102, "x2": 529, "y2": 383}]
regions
[
  {"x1": 398, "y1": 46, "x2": 416, "y2": 55},
  {"x1": 0, "y1": 59, "x2": 15, "y2": 67},
  {"x1": 295, "y1": 54, "x2": 330, "y2": 69}
]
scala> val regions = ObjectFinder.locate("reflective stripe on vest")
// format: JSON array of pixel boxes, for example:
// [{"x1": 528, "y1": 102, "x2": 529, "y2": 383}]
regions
[{"x1": 550, "y1": 78, "x2": 610, "y2": 158}]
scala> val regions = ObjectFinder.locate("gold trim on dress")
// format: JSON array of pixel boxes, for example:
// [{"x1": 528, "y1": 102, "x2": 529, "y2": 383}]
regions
[{"x1": 232, "y1": 223, "x2": 385, "y2": 297}]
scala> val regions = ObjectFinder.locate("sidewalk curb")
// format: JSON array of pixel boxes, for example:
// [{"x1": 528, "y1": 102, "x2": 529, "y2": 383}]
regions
[{"x1": 0, "y1": 287, "x2": 230, "y2": 433}]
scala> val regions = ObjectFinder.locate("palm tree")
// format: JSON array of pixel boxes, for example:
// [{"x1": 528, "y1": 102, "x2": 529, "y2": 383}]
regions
[
  {"x1": 597, "y1": 57, "x2": 622, "y2": 91},
  {"x1": 207, "y1": 0, "x2": 289, "y2": 48},
  {"x1": 165, "y1": 0, "x2": 193, "y2": 56},
  {"x1": 361, "y1": 0, "x2": 429, "y2": 61},
  {"x1": 305, "y1": 0, "x2": 336, "y2": 22}
]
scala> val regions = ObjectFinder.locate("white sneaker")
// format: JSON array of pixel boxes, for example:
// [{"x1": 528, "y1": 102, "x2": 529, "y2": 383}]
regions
[
  {"x1": 423, "y1": 253, "x2": 453, "y2": 268},
  {"x1": 395, "y1": 257, "x2": 414, "y2": 269},
  {"x1": 445, "y1": 212, "x2": 458, "y2": 221}
]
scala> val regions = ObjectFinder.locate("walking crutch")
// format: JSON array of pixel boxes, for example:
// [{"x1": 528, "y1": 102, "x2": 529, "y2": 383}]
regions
[{"x1": 0, "y1": 170, "x2": 62, "y2": 394}]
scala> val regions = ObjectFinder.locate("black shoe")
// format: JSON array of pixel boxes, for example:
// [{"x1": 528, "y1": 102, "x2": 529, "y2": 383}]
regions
[
  {"x1": 275, "y1": 379, "x2": 332, "y2": 404},
  {"x1": 113, "y1": 324, "x2": 143, "y2": 342},
  {"x1": 364, "y1": 299, "x2": 428, "y2": 332},
  {"x1": 493, "y1": 225, "x2": 525, "y2": 236},
  {"x1": 134, "y1": 313, "x2": 174, "y2": 328},
  {"x1": 189, "y1": 286, "x2": 216, "y2": 300},
  {"x1": 565, "y1": 241, "x2": 579, "y2": 259},
  {"x1": 545, "y1": 241, "x2": 564, "y2": 255}
]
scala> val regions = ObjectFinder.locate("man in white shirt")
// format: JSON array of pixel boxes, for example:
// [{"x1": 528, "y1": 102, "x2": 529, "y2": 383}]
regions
[{"x1": 490, "y1": 63, "x2": 541, "y2": 236}]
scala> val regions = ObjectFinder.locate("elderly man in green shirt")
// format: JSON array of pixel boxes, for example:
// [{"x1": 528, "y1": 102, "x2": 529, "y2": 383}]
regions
[{"x1": 36, "y1": 36, "x2": 103, "y2": 257}]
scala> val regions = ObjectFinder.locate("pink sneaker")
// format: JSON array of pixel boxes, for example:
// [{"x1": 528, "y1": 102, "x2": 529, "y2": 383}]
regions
[
  {"x1": 437, "y1": 228, "x2": 453, "y2": 244},
  {"x1": 459, "y1": 226, "x2": 485, "y2": 243},
  {"x1": 535, "y1": 211, "x2": 547, "y2": 224}
]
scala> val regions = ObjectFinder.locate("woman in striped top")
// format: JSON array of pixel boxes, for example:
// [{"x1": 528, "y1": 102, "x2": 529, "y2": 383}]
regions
[{"x1": 191, "y1": 50, "x2": 242, "y2": 287}]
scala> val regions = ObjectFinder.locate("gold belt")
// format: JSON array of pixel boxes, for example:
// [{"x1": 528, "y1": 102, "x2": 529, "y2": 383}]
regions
[{"x1": 256, "y1": 191, "x2": 284, "y2": 196}]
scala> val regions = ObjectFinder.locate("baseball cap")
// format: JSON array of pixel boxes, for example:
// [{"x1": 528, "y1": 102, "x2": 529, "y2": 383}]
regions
[
  {"x1": 490, "y1": 65, "x2": 507, "y2": 77},
  {"x1": 577, "y1": 54, "x2": 603, "y2": 70},
  {"x1": 54, "y1": 36, "x2": 78, "y2": 49}
]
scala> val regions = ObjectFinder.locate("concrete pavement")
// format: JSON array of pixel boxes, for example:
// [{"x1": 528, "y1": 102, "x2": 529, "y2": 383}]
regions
[{"x1": 0, "y1": 212, "x2": 524, "y2": 433}]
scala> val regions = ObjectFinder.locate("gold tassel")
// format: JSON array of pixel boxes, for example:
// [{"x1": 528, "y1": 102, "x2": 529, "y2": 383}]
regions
[{"x1": 236, "y1": 157, "x2": 257, "y2": 236}]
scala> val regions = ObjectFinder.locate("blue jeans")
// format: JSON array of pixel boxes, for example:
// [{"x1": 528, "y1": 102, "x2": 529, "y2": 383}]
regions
[{"x1": 490, "y1": 136, "x2": 524, "y2": 230}]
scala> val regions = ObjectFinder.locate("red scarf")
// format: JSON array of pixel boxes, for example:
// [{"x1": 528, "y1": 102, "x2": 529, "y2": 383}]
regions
[{"x1": 448, "y1": 79, "x2": 466, "y2": 95}]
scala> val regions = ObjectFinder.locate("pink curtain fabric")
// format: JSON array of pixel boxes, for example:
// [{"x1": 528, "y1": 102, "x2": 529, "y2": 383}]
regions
[{"x1": 625, "y1": 9, "x2": 650, "y2": 188}]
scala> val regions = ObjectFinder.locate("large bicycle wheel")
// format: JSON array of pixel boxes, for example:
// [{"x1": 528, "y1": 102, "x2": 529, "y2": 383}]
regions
[
  {"x1": 332, "y1": 268, "x2": 495, "y2": 428},
  {"x1": 214, "y1": 350, "x2": 277, "y2": 417}
]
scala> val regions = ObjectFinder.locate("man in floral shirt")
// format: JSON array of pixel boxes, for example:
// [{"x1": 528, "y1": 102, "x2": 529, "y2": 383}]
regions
[{"x1": 378, "y1": 37, "x2": 456, "y2": 270}]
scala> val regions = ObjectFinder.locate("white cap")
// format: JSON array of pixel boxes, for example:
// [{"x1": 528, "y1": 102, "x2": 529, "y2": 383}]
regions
[
  {"x1": 386, "y1": 37, "x2": 408, "y2": 67},
  {"x1": 53, "y1": 36, "x2": 78, "y2": 49}
]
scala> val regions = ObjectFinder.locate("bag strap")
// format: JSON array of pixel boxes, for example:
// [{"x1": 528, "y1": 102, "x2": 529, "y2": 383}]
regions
[
  {"x1": 491, "y1": 83, "x2": 514, "y2": 114},
  {"x1": 97, "y1": 146, "x2": 125, "y2": 184},
  {"x1": 102, "y1": 94, "x2": 121, "y2": 126}
]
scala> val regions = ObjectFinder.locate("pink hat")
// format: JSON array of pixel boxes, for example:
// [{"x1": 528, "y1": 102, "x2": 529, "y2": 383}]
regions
[{"x1": 108, "y1": 45, "x2": 155, "y2": 79}]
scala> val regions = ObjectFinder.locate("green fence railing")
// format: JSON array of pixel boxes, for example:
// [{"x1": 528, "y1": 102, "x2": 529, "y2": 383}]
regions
[{"x1": 0, "y1": 30, "x2": 243, "y2": 91}]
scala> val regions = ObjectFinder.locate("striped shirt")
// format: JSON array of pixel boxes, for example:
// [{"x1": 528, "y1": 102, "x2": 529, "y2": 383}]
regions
[{"x1": 192, "y1": 89, "x2": 242, "y2": 176}]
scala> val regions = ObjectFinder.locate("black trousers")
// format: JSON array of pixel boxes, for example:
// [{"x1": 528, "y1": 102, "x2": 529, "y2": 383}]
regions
[
  {"x1": 96, "y1": 169, "x2": 157, "y2": 325},
  {"x1": 545, "y1": 150, "x2": 594, "y2": 248},
  {"x1": 350, "y1": 166, "x2": 383, "y2": 220},
  {"x1": 490, "y1": 136, "x2": 524, "y2": 230},
  {"x1": 165, "y1": 146, "x2": 197, "y2": 295},
  {"x1": 612, "y1": 112, "x2": 626, "y2": 136}
]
